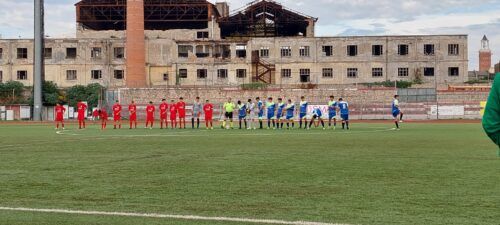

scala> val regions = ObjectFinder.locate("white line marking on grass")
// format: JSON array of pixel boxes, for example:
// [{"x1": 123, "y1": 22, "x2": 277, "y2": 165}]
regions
[{"x1": 0, "y1": 207, "x2": 354, "y2": 225}]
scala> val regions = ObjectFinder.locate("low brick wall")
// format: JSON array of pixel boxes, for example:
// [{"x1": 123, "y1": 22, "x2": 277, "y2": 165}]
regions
[{"x1": 115, "y1": 88, "x2": 489, "y2": 120}]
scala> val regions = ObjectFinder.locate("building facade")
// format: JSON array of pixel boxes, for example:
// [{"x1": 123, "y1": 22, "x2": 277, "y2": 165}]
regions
[{"x1": 0, "y1": 0, "x2": 469, "y2": 88}]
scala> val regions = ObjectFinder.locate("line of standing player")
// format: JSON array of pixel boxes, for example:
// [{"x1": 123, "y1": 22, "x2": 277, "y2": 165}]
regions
[
  {"x1": 219, "y1": 96, "x2": 351, "y2": 130},
  {"x1": 55, "y1": 95, "x2": 403, "y2": 130}
]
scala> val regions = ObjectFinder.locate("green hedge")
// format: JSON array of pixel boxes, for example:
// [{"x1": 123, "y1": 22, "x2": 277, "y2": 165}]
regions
[
  {"x1": 363, "y1": 80, "x2": 414, "y2": 89},
  {"x1": 240, "y1": 83, "x2": 269, "y2": 90}
]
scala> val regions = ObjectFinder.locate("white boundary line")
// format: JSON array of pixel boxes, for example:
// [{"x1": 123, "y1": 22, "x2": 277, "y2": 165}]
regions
[
  {"x1": 55, "y1": 128, "x2": 395, "y2": 138},
  {"x1": 0, "y1": 206, "x2": 354, "y2": 225}
]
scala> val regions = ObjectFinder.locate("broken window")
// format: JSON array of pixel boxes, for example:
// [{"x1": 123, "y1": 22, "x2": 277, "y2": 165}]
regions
[
  {"x1": 217, "y1": 69, "x2": 228, "y2": 79},
  {"x1": 398, "y1": 44, "x2": 409, "y2": 56},
  {"x1": 197, "y1": 31, "x2": 209, "y2": 39},
  {"x1": 280, "y1": 46, "x2": 292, "y2": 57},
  {"x1": 260, "y1": 47, "x2": 269, "y2": 58},
  {"x1": 448, "y1": 67, "x2": 459, "y2": 76},
  {"x1": 372, "y1": 68, "x2": 383, "y2": 77},
  {"x1": 91, "y1": 47, "x2": 102, "y2": 59},
  {"x1": 17, "y1": 70, "x2": 28, "y2": 80},
  {"x1": 214, "y1": 45, "x2": 230, "y2": 59},
  {"x1": 322, "y1": 68, "x2": 333, "y2": 78},
  {"x1": 178, "y1": 69, "x2": 188, "y2": 78},
  {"x1": 178, "y1": 45, "x2": 193, "y2": 58},
  {"x1": 66, "y1": 70, "x2": 77, "y2": 80},
  {"x1": 347, "y1": 68, "x2": 358, "y2": 78},
  {"x1": 0, "y1": 48, "x2": 3, "y2": 59},
  {"x1": 236, "y1": 69, "x2": 247, "y2": 78},
  {"x1": 448, "y1": 44, "x2": 459, "y2": 56},
  {"x1": 347, "y1": 45, "x2": 357, "y2": 57},
  {"x1": 424, "y1": 67, "x2": 434, "y2": 76},
  {"x1": 0, "y1": 71, "x2": 3, "y2": 83},
  {"x1": 114, "y1": 70, "x2": 124, "y2": 79},
  {"x1": 236, "y1": 44, "x2": 247, "y2": 58},
  {"x1": 91, "y1": 70, "x2": 102, "y2": 80},
  {"x1": 299, "y1": 46, "x2": 310, "y2": 57},
  {"x1": 372, "y1": 45, "x2": 383, "y2": 56},
  {"x1": 44, "y1": 48, "x2": 52, "y2": 59},
  {"x1": 424, "y1": 44, "x2": 435, "y2": 56},
  {"x1": 322, "y1": 45, "x2": 333, "y2": 57},
  {"x1": 66, "y1": 48, "x2": 77, "y2": 59},
  {"x1": 163, "y1": 73, "x2": 168, "y2": 81},
  {"x1": 195, "y1": 45, "x2": 210, "y2": 58},
  {"x1": 300, "y1": 69, "x2": 310, "y2": 83},
  {"x1": 281, "y1": 69, "x2": 291, "y2": 78},
  {"x1": 398, "y1": 68, "x2": 409, "y2": 77},
  {"x1": 17, "y1": 48, "x2": 28, "y2": 59},
  {"x1": 197, "y1": 69, "x2": 207, "y2": 79},
  {"x1": 114, "y1": 47, "x2": 124, "y2": 59}
]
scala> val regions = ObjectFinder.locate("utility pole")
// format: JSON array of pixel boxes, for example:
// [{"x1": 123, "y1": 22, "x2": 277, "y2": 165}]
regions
[{"x1": 33, "y1": 0, "x2": 44, "y2": 121}]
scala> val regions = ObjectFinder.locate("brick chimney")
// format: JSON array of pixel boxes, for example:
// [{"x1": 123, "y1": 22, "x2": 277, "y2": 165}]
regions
[{"x1": 126, "y1": 0, "x2": 147, "y2": 88}]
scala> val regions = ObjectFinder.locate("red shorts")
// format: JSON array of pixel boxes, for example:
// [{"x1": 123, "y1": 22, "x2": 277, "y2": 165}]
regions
[
  {"x1": 170, "y1": 115, "x2": 177, "y2": 121},
  {"x1": 55, "y1": 115, "x2": 64, "y2": 122},
  {"x1": 160, "y1": 113, "x2": 167, "y2": 120},
  {"x1": 114, "y1": 115, "x2": 121, "y2": 121},
  {"x1": 178, "y1": 111, "x2": 186, "y2": 118},
  {"x1": 146, "y1": 117, "x2": 154, "y2": 122},
  {"x1": 205, "y1": 114, "x2": 213, "y2": 121}
]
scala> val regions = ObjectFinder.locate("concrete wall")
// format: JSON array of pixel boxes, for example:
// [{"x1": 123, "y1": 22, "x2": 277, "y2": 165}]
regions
[{"x1": 0, "y1": 35, "x2": 468, "y2": 88}]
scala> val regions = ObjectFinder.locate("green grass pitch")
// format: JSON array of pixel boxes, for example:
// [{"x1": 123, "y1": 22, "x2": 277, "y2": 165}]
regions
[{"x1": 0, "y1": 122, "x2": 498, "y2": 225}]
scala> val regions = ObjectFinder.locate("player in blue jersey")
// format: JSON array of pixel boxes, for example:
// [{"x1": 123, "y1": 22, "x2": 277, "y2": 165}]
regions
[
  {"x1": 266, "y1": 97, "x2": 277, "y2": 129},
  {"x1": 299, "y1": 96, "x2": 308, "y2": 129},
  {"x1": 276, "y1": 98, "x2": 286, "y2": 129},
  {"x1": 338, "y1": 98, "x2": 350, "y2": 130},
  {"x1": 308, "y1": 106, "x2": 326, "y2": 130},
  {"x1": 256, "y1": 97, "x2": 264, "y2": 129},
  {"x1": 392, "y1": 95, "x2": 403, "y2": 129},
  {"x1": 237, "y1": 100, "x2": 247, "y2": 129},
  {"x1": 285, "y1": 99, "x2": 295, "y2": 129},
  {"x1": 327, "y1": 95, "x2": 338, "y2": 129}
]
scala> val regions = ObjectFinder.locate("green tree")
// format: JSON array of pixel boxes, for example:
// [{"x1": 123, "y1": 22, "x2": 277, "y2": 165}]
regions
[
  {"x1": 0, "y1": 81, "x2": 26, "y2": 104},
  {"x1": 66, "y1": 83, "x2": 104, "y2": 108},
  {"x1": 42, "y1": 81, "x2": 61, "y2": 106}
]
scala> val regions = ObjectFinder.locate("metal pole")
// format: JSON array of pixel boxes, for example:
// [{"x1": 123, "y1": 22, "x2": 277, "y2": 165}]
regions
[{"x1": 33, "y1": 0, "x2": 44, "y2": 121}]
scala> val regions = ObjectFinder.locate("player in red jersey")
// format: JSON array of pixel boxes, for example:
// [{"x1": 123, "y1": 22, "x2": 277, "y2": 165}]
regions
[
  {"x1": 92, "y1": 109, "x2": 99, "y2": 123},
  {"x1": 169, "y1": 99, "x2": 178, "y2": 128},
  {"x1": 159, "y1": 99, "x2": 169, "y2": 129},
  {"x1": 54, "y1": 103, "x2": 66, "y2": 130},
  {"x1": 177, "y1": 97, "x2": 187, "y2": 129},
  {"x1": 99, "y1": 108, "x2": 108, "y2": 130},
  {"x1": 128, "y1": 101, "x2": 138, "y2": 129},
  {"x1": 146, "y1": 101, "x2": 155, "y2": 129},
  {"x1": 77, "y1": 100, "x2": 88, "y2": 129},
  {"x1": 112, "y1": 100, "x2": 122, "y2": 129},
  {"x1": 203, "y1": 99, "x2": 214, "y2": 129}
]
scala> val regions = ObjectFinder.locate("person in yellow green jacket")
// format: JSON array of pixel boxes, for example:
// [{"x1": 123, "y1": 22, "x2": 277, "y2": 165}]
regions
[{"x1": 482, "y1": 73, "x2": 500, "y2": 157}]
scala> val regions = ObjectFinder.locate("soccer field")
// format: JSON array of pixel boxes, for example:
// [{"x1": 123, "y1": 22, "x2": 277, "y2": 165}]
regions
[{"x1": 0, "y1": 122, "x2": 498, "y2": 225}]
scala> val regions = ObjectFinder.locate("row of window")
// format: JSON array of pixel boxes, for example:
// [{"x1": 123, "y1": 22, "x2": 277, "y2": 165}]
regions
[
  {"x1": 0, "y1": 70, "x2": 124, "y2": 81},
  {"x1": 1, "y1": 43, "x2": 460, "y2": 61},
  {"x1": 176, "y1": 69, "x2": 248, "y2": 80},
  {"x1": 260, "y1": 44, "x2": 461, "y2": 58},
  {"x1": 278, "y1": 67, "x2": 460, "y2": 79},
  {"x1": 0, "y1": 66, "x2": 463, "y2": 82},
  {"x1": 0, "y1": 47, "x2": 125, "y2": 60}
]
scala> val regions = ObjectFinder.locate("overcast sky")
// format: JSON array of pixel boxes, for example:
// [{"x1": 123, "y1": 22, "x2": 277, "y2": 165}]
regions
[{"x1": 0, "y1": 0, "x2": 499, "y2": 70}]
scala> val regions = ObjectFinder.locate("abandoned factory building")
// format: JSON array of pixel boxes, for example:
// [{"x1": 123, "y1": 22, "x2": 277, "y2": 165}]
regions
[{"x1": 0, "y1": 0, "x2": 468, "y2": 88}]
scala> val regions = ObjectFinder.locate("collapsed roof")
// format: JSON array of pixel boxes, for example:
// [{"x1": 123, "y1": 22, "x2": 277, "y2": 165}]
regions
[
  {"x1": 218, "y1": 0, "x2": 317, "y2": 38},
  {"x1": 76, "y1": 0, "x2": 219, "y2": 30}
]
